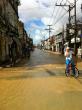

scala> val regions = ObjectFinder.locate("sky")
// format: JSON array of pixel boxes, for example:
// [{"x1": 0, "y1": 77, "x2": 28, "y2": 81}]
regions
[{"x1": 18, "y1": 0, "x2": 82, "y2": 45}]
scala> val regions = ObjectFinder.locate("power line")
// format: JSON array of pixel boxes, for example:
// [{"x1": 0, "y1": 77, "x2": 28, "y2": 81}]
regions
[
  {"x1": 54, "y1": 10, "x2": 68, "y2": 26},
  {"x1": 54, "y1": 6, "x2": 66, "y2": 24},
  {"x1": 48, "y1": 0, "x2": 68, "y2": 36},
  {"x1": 52, "y1": 0, "x2": 80, "y2": 55},
  {"x1": 53, "y1": 0, "x2": 64, "y2": 23},
  {"x1": 49, "y1": 0, "x2": 59, "y2": 25},
  {"x1": 52, "y1": 0, "x2": 79, "y2": 27},
  {"x1": 55, "y1": 3, "x2": 75, "y2": 47},
  {"x1": 52, "y1": 0, "x2": 70, "y2": 26},
  {"x1": 45, "y1": 0, "x2": 64, "y2": 37},
  {"x1": 49, "y1": 0, "x2": 64, "y2": 25},
  {"x1": 66, "y1": 0, "x2": 71, "y2": 4}
]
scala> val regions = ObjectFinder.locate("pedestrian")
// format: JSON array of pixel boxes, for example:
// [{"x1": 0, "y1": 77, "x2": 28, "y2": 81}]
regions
[{"x1": 64, "y1": 47, "x2": 76, "y2": 77}]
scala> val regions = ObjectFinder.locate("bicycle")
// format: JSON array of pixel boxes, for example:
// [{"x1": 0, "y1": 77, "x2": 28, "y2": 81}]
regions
[{"x1": 65, "y1": 62, "x2": 79, "y2": 78}]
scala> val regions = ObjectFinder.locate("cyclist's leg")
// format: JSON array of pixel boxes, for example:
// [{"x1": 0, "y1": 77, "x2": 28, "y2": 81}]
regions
[
  {"x1": 66, "y1": 64, "x2": 70, "y2": 73},
  {"x1": 71, "y1": 59, "x2": 75, "y2": 76},
  {"x1": 66, "y1": 59, "x2": 70, "y2": 76}
]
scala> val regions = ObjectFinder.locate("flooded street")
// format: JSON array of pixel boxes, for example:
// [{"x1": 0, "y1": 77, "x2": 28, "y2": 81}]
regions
[
  {"x1": 0, "y1": 49, "x2": 82, "y2": 110},
  {"x1": 1, "y1": 0, "x2": 82, "y2": 109},
  {"x1": 25, "y1": 48, "x2": 65, "y2": 67}
]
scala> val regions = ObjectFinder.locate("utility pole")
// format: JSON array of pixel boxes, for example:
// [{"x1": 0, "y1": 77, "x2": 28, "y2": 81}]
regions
[
  {"x1": 81, "y1": 4, "x2": 82, "y2": 58},
  {"x1": 74, "y1": 0, "x2": 77, "y2": 55},
  {"x1": 56, "y1": 3, "x2": 73, "y2": 47},
  {"x1": 62, "y1": 25, "x2": 65, "y2": 54},
  {"x1": 56, "y1": 1, "x2": 78, "y2": 55},
  {"x1": 80, "y1": 4, "x2": 82, "y2": 48},
  {"x1": 45, "y1": 25, "x2": 54, "y2": 38},
  {"x1": 56, "y1": 4, "x2": 71, "y2": 24}
]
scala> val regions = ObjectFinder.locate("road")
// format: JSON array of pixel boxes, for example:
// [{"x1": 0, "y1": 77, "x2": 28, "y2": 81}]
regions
[{"x1": 0, "y1": 48, "x2": 82, "y2": 110}]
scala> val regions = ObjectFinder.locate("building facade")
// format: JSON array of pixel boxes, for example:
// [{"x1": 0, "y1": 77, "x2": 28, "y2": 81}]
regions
[
  {"x1": 0, "y1": 0, "x2": 20, "y2": 63},
  {"x1": 55, "y1": 32, "x2": 63, "y2": 52}
]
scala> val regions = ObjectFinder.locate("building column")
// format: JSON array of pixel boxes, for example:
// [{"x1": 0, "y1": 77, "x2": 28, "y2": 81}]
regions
[{"x1": 0, "y1": 33, "x2": 6, "y2": 62}]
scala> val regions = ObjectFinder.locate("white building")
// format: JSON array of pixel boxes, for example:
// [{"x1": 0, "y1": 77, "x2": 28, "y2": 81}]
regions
[{"x1": 55, "y1": 32, "x2": 63, "y2": 52}]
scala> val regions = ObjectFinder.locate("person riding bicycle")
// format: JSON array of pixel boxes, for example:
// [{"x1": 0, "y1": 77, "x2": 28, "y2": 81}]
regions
[{"x1": 64, "y1": 47, "x2": 76, "y2": 77}]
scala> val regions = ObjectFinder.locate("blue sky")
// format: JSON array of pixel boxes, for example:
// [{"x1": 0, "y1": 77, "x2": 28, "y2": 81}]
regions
[
  {"x1": 24, "y1": 19, "x2": 45, "y2": 31},
  {"x1": 24, "y1": 18, "x2": 46, "y2": 44},
  {"x1": 18, "y1": 0, "x2": 82, "y2": 44}
]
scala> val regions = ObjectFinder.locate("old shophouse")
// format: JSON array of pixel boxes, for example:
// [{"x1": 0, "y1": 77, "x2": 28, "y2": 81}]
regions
[
  {"x1": 18, "y1": 21, "x2": 28, "y2": 44},
  {"x1": 55, "y1": 32, "x2": 63, "y2": 52},
  {"x1": 18, "y1": 20, "x2": 25, "y2": 56},
  {"x1": 49, "y1": 35, "x2": 55, "y2": 51},
  {"x1": 0, "y1": 0, "x2": 20, "y2": 63},
  {"x1": 18, "y1": 20, "x2": 33, "y2": 55},
  {"x1": 41, "y1": 36, "x2": 55, "y2": 51}
]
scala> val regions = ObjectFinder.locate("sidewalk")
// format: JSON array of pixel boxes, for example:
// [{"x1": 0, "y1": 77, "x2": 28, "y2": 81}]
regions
[{"x1": 44, "y1": 50, "x2": 61, "y2": 55}]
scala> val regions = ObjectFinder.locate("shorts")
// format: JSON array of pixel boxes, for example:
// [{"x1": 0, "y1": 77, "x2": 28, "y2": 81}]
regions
[{"x1": 66, "y1": 59, "x2": 71, "y2": 65}]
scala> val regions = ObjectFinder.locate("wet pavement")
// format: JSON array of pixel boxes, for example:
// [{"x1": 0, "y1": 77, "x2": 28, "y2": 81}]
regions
[
  {"x1": 0, "y1": 48, "x2": 82, "y2": 110},
  {"x1": 25, "y1": 49, "x2": 65, "y2": 67}
]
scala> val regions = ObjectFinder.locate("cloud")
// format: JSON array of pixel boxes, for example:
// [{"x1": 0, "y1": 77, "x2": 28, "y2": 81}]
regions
[
  {"x1": 18, "y1": 0, "x2": 82, "y2": 44},
  {"x1": 19, "y1": 0, "x2": 82, "y2": 23},
  {"x1": 18, "y1": 0, "x2": 55, "y2": 23},
  {"x1": 41, "y1": 17, "x2": 51, "y2": 25},
  {"x1": 32, "y1": 28, "x2": 49, "y2": 44},
  {"x1": 33, "y1": 34, "x2": 42, "y2": 44}
]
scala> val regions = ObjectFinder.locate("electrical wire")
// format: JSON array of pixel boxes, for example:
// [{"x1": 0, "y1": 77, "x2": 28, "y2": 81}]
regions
[
  {"x1": 52, "y1": 0, "x2": 80, "y2": 28},
  {"x1": 54, "y1": 0, "x2": 69, "y2": 23},
  {"x1": 40, "y1": 0, "x2": 80, "y2": 42},
  {"x1": 49, "y1": 0, "x2": 65, "y2": 25},
  {"x1": 54, "y1": 10, "x2": 68, "y2": 26},
  {"x1": 44, "y1": 0, "x2": 63, "y2": 37},
  {"x1": 66, "y1": 0, "x2": 71, "y2": 4},
  {"x1": 49, "y1": 0, "x2": 59, "y2": 25},
  {"x1": 21, "y1": 0, "x2": 80, "y2": 40},
  {"x1": 46, "y1": 0, "x2": 68, "y2": 36},
  {"x1": 41, "y1": 0, "x2": 80, "y2": 40}
]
